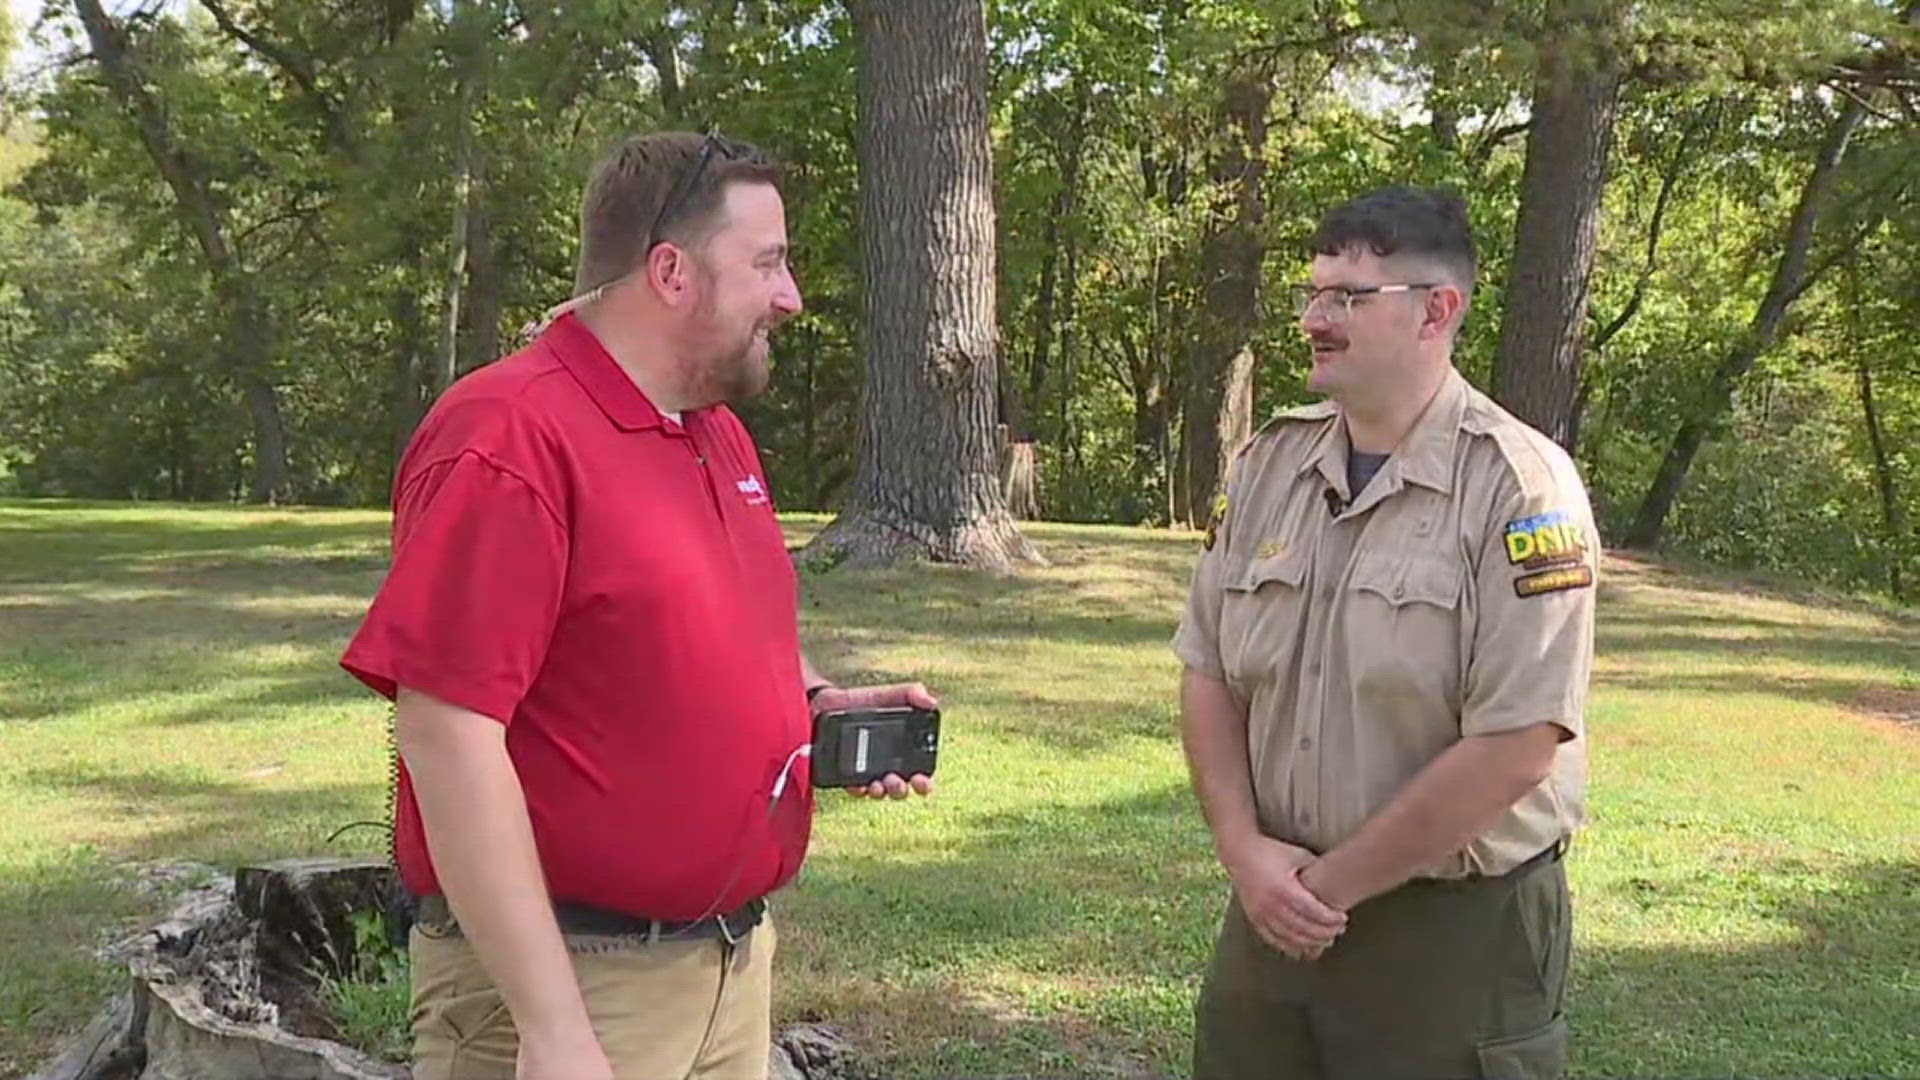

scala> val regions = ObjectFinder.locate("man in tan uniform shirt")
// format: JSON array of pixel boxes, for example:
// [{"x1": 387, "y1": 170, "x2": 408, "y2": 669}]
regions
[{"x1": 1174, "y1": 186, "x2": 1595, "y2": 1079}]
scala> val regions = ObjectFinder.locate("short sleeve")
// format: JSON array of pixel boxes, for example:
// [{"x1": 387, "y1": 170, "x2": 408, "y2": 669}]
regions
[
  {"x1": 1462, "y1": 463, "x2": 1598, "y2": 740},
  {"x1": 339, "y1": 452, "x2": 568, "y2": 724},
  {"x1": 1171, "y1": 474, "x2": 1238, "y2": 681}
]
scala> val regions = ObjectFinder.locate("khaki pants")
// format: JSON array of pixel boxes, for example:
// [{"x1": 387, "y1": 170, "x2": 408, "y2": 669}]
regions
[
  {"x1": 407, "y1": 917, "x2": 776, "y2": 1080},
  {"x1": 1194, "y1": 855, "x2": 1571, "y2": 1080}
]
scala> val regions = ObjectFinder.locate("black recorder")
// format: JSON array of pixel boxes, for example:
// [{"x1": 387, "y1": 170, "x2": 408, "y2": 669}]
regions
[{"x1": 809, "y1": 705, "x2": 940, "y2": 788}]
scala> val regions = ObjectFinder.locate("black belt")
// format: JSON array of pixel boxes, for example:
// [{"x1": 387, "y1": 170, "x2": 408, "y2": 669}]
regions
[{"x1": 414, "y1": 894, "x2": 767, "y2": 945}]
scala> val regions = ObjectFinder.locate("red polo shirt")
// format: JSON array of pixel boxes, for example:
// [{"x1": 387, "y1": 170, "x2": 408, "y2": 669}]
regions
[{"x1": 339, "y1": 312, "x2": 812, "y2": 922}]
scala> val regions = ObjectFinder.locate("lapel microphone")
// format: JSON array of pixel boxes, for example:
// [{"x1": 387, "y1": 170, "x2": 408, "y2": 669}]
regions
[{"x1": 1324, "y1": 486, "x2": 1348, "y2": 518}]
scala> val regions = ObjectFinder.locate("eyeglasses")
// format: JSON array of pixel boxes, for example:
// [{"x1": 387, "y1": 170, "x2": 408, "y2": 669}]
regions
[
  {"x1": 1289, "y1": 282, "x2": 1439, "y2": 323},
  {"x1": 646, "y1": 130, "x2": 758, "y2": 252}
]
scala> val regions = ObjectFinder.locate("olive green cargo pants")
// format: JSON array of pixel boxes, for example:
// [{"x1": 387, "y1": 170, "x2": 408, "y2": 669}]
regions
[{"x1": 1194, "y1": 851, "x2": 1570, "y2": 1080}]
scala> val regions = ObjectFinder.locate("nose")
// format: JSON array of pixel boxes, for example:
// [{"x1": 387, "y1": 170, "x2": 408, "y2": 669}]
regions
[
  {"x1": 771, "y1": 266, "x2": 803, "y2": 319},
  {"x1": 1300, "y1": 302, "x2": 1334, "y2": 336}
]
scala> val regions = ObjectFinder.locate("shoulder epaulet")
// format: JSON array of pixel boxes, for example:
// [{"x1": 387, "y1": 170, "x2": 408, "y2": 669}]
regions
[
  {"x1": 1232, "y1": 399, "x2": 1338, "y2": 460},
  {"x1": 1463, "y1": 399, "x2": 1576, "y2": 501}
]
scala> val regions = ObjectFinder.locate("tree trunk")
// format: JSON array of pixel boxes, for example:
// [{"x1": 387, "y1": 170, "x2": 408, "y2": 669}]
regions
[
  {"x1": 1626, "y1": 97, "x2": 1871, "y2": 548},
  {"x1": 436, "y1": 59, "x2": 473, "y2": 400},
  {"x1": 1025, "y1": 216, "x2": 1061, "y2": 432},
  {"x1": 1127, "y1": 333, "x2": 1171, "y2": 526},
  {"x1": 388, "y1": 285, "x2": 428, "y2": 490},
  {"x1": 997, "y1": 350, "x2": 1041, "y2": 519},
  {"x1": 804, "y1": 0, "x2": 1039, "y2": 570},
  {"x1": 644, "y1": 22, "x2": 685, "y2": 122},
  {"x1": 1858, "y1": 360, "x2": 1905, "y2": 600},
  {"x1": 1493, "y1": 0, "x2": 1622, "y2": 448},
  {"x1": 239, "y1": 370, "x2": 291, "y2": 503},
  {"x1": 1180, "y1": 72, "x2": 1269, "y2": 529},
  {"x1": 75, "y1": 0, "x2": 293, "y2": 503},
  {"x1": 465, "y1": 169, "x2": 500, "y2": 367}
]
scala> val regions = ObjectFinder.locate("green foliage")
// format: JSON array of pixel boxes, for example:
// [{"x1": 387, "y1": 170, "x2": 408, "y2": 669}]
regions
[
  {"x1": 0, "y1": 1, "x2": 1915, "y2": 597},
  {"x1": 313, "y1": 910, "x2": 411, "y2": 1064}
]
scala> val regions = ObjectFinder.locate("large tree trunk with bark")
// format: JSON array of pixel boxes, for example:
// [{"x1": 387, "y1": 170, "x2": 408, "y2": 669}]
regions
[
  {"x1": 76, "y1": 0, "x2": 293, "y2": 502},
  {"x1": 465, "y1": 172, "x2": 500, "y2": 367},
  {"x1": 1858, "y1": 360, "x2": 1906, "y2": 601},
  {"x1": 1180, "y1": 72, "x2": 1268, "y2": 529},
  {"x1": 1493, "y1": 0, "x2": 1622, "y2": 448},
  {"x1": 804, "y1": 0, "x2": 1039, "y2": 570},
  {"x1": 1626, "y1": 97, "x2": 1872, "y2": 548}
]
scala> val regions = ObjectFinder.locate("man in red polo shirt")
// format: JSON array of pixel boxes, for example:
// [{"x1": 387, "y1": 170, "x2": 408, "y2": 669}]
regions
[{"x1": 339, "y1": 131, "x2": 933, "y2": 1080}]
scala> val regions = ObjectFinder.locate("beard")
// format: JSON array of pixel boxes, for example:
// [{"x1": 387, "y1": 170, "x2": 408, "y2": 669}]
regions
[
  {"x1": 683, "y1": 261, "x2": 773, "y2": 406},
  {"x1": 707, "y1": 323, "x2": 771, "y2": 404}
]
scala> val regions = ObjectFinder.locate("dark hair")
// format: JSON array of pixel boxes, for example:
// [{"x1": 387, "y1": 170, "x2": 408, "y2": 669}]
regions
[
  {"x1": 1309, "y1": 185, "x2": 1477, "y2": 296},
  {"x1": 574, "y1": 131, "x2": 782, "y2": 294}
]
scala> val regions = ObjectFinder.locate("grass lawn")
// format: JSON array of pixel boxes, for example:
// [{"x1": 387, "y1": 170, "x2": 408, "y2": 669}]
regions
[{"x1": 1, "y1": 498, "x2": 1916, "y2": 1078}]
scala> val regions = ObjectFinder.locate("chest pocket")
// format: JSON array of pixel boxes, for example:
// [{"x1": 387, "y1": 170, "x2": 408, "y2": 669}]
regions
[
  {"x1": 1217, "y1": 547, "x2": 1313, "y2": 689},
  {"x1": 1350, "y1": 553, "x2": 1464, "y2": 610},
  {"x1": 1346, "y1": 551, "x2": 1466, "y2": 712}
]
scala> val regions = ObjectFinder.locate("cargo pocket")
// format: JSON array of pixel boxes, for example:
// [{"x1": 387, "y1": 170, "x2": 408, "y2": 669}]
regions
[
  {"x1": 1217, "y1": 548, "x2": 1311, "y2": 685},
  {"x1": 1475, "y1": 1013, "x2": 1568, "y2": 1080},
  {"x1": 413, "y1": 984, "x2": 514, "y2": 1080}
]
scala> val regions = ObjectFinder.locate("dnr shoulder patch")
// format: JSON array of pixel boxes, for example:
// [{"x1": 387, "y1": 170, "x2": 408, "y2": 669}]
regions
[
  {"x1": 1514, "y1": 564, "x2": 1594, "y2": 598},
  {"x1": 1504, "y1": 510, "x2": 1587, "y2": 569}
]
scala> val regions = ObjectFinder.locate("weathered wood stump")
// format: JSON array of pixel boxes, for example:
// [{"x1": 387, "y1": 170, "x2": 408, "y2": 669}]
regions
[{"x1": 30, "y1": 858, "x2": 874, "y2": 1080}]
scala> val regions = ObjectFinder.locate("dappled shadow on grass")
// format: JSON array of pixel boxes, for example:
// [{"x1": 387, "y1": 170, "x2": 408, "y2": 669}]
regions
[
  {"x1": 1599, "y1": 670, "x2": 1920, "y2": 723},
  {"x1": 786, "y1": 789, "x2": 1920, "y2": 1079},
  {"x1": 15, "y1": 765, "x2": 389, "y2": 860},
  {"x1": 0, "y1": 771, "x2": 392, "y2": 1075},
  {"x1": 777, "y1": 782, "x2": 1218, "y2": 1078},
  {"x1": 1570, "y1": 859, "x2": 1920, "y2": 1079},
  {"x1": 1599, "y1": 625, "x2": 1917, "y2": 670},
  {"x1": 0, "y1": 506, "x2": 384, "y2": 725},
  {"x1": 0, "y1": 856, "x2": 154, "y2": 1076}
]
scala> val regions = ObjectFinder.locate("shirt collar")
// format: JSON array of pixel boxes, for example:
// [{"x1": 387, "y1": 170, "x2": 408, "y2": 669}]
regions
[
  {"x1": 1295, "y1": 369, "x2": 1468, "y2": 496},
  {"x1": 541, "y1": 312, "x2": 672, "y2": 433}
]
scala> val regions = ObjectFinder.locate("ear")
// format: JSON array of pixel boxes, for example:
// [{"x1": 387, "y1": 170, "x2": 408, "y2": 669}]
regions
[
  {"x1": 1420, "y1": 284, "x2": 1467, "y2": 341},
  {"x1": 645, "y1": 243, "x2": 689, "y2": 307}
]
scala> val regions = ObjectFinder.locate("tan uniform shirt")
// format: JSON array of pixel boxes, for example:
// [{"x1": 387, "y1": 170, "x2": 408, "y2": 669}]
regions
[{"x1": 1173, "y1": 371, "x2": 1595, "y2": 878}]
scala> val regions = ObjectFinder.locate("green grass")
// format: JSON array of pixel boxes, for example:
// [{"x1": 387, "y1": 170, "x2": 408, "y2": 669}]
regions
[{"x1": 1, "y1": 499, "x2": 1916, "y2": 1078}]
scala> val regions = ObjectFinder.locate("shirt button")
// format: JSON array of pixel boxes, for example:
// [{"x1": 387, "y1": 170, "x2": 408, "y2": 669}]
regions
[
  {"x1": 1298, "y1": 736, "x2": 1314, "y2": 751},
  {"x1": 1306, "y1": 660, "x2": 1321, "y2": 679}
]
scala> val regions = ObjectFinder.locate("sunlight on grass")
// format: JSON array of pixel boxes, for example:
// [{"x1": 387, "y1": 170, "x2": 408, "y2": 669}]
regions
[{"x1": 1, "y1": 500, "x2": 1916, "y2": 1078}]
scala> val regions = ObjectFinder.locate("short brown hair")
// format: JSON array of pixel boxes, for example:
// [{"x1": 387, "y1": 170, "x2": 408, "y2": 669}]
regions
[{"x1": 574, "y1": 131, "x2": 782, "y2": 295}]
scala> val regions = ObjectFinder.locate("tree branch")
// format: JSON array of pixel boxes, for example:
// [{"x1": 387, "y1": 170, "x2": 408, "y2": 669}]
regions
[
  {"x1": 1591, "y1": 105, "x2": 1712, "y2": 352},
  {"x1": 1470, "y1": 118, "x2": 1533, "y2": 162},
  {"x1": 195, "y1": 0, "x2": 353, "y2": 156},
  {"x1": 1787, "y1": 201, "x2": 1896, "y2": 307}
]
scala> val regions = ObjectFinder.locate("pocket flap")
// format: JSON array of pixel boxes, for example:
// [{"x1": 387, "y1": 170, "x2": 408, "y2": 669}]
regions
[
  {"x1": 1475, "y1": 1013, "x2": 1568, "y2": 1080},
  {"x1": 1222, "y1": 549, "x2": 1308, "y2": 592},
  {"x1": 1351, "y1": 553, "x2": 1463, "y2": 609}
]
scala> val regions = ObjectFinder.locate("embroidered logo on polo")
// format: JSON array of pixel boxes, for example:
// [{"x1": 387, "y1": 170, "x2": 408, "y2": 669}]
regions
[{"x1": 736, "y1": 475, "x2": 770, "y2": 507}]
